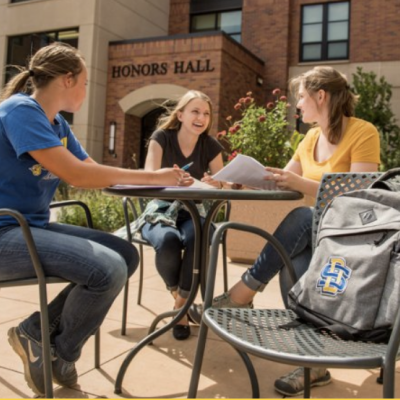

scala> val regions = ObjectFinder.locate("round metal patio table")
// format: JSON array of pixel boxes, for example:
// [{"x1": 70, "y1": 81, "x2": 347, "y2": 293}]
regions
[{"x1": 103, "y1": 186, "x2": 303, "y2": 395}]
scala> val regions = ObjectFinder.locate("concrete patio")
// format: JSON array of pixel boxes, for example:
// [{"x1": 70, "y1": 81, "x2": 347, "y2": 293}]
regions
[{"x1": 0, "y1": 245, "x2": 397, "y2": 398}]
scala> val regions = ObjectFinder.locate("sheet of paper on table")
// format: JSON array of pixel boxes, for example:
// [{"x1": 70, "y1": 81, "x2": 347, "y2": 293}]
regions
[
  {"x1": 110, "y1": 179, "x2": 216, "y2": 190},
  {"x1": 212, "y1": 154, "x2": 277, "y2": 190}
]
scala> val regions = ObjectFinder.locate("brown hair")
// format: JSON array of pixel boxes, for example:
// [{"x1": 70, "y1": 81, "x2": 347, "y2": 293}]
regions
[
  {"x1": 0, "y1": 42, "x2": 85, "y2": 102},
  {"x1": 290, "y1": 66, "x2": 358, "y2": 144},
  {"x1": 157, "y1": 90, "x2": 213, "y2": 135}
]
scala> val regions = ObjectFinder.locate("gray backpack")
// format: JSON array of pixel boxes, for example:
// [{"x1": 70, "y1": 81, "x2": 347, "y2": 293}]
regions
[{"x1": 288, "y1": 170, "x2": 400, "y2": 342}]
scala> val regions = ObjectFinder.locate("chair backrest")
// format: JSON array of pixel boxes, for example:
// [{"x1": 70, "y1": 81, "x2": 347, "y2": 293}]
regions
[{"x1": 312, "y1": 172, "x2": 383, "y2": 249}]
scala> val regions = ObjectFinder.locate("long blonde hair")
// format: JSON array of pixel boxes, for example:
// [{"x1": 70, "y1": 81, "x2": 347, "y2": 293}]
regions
[
  {"x1": 290, "y1": 66, "x2": 358, "y2": 144},
  {"x1": 0, "y1": 42, "x2": 84, "y2": 102},
  {"x1": 157, "y1": 90, "x2": 213, "y2": 135}
]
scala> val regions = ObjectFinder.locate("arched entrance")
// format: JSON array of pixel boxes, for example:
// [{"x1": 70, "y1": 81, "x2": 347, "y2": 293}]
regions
[
  {"x1": 118, "y1": 84, "x2": 188, "y2": 168},
  {"x1": 140, "y1": 107, "x2": 165, "y2": 168}
]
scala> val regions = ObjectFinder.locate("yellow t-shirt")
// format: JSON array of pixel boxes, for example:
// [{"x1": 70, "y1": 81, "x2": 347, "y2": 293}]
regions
[{"x1": 293, "y1": 117, "x2": 380, "y2": 183}]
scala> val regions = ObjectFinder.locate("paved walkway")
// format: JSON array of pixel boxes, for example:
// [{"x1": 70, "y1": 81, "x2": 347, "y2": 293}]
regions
[{"x1": 0, "y1": 246, "x2": 396, "y2": 398}]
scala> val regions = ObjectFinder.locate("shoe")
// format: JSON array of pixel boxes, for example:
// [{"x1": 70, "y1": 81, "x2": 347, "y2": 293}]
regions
[
  {"x1": 173, "y1": 324, "x2": 191, "y2": 340},
  {"x1": 274, "y1": 367, "x2": 331, "y2": 396},
  {"x1": 188, "y1": 303, "x2": 203, "y2": 325},
  {"x1": 52, "y1": 351, "x2": 78, "y2": 387},
  {"x1": 212, "y1": 292, "x2": 253, "y2": 309},
  {"x1": 8, "y1": 326, "x2": 45, "y2": 396}
]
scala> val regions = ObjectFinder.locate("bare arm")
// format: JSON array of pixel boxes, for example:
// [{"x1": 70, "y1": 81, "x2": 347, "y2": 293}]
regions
[
  {"x1": 144, "y1": 140, "x2": 163, "y2": 171},
  {"x1": 266, "y1": 160, "x2": 379, "y2": 197},
  {"x1": 29, "y1": 146, "x2": 187, "y2": 188}
]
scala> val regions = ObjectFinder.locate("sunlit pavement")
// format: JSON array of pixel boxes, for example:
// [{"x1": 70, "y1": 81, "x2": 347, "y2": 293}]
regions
[{"x1": 0, "y1": 246, "x2": 396, "y2": 398}]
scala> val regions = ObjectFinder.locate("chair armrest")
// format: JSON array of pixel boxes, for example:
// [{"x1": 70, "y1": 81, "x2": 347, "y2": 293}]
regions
[
  {"x1": 50, "y1": 200, "x2": 93, "y2": 228},
  {"x1": 0, "y1": 208, "x2": 46, "y2": 282},
  {"x1": 203, "y1": 221, "x2": 296, "y2": 309}
]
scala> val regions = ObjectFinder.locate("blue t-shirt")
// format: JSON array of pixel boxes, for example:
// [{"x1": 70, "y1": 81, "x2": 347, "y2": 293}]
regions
[{"x1": 0, "y1": 93, "x2": 88, "y2": 228}]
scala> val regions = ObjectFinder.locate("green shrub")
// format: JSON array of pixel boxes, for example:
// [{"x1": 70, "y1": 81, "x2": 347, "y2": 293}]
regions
[
  {"x1": 54, "y1": 184, "x2": 135, "y2": 232},
  {"x1": 351, "y1": 67, "x2": 400, "y2": 171}
]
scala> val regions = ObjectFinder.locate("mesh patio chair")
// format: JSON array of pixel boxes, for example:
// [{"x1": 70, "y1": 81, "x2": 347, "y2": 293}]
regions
[
  {"x1": 118, "y1": 196, "x2": 231, "y2": 335},
  {"x1": 0, "y1": 200, "x2": 100, "y2": 398},
  {"x1": 187, "y1": 172, "x2": 400, "y2": 399}
]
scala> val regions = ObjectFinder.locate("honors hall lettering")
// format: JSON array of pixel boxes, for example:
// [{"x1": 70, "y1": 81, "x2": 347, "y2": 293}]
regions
[{"x1": 112, "y1": 59, "x2": 214, "y2": 78}]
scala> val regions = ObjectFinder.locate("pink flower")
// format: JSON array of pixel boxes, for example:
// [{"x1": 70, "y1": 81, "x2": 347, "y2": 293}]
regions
[
  {"x1": 229, "y1": 126, "x2": 236, "y2": 134},
  {"x1": 217, "y1": 130, "x2": 227, "y2": 138},
  {"x1": 239, "y1": 98, "x2": 246, "y2": 104},
  {"x1": 234, "y1": 103, "x2": 242, "y2": 110},
  {"x1": 244, "y1": 96, "x2": 252, "y2": 104},
  {"x1": 294, "y1": 114, "x2": 300, "y2": 119},
  {"x1": 226, "y1": 115, "x2": 232, "y2": 121},
  {"x1": 228, "y1": 151, "x2": 238, "y2": 161},
  {"x1": 266, "y1": 102, "x2": 274, "y2": 109},
  {"x1": 246, "y1": 91, "x2": 252, "y2": 96},
  {"x1": 272, "y1": 88, "x2": 281, "y2": 95},
  {"x1": 280, "y1": 95, "x2": 287, "y2": 101},
  {"x1": 258, "y1": 115, "x2": 266, "y2": 122}
]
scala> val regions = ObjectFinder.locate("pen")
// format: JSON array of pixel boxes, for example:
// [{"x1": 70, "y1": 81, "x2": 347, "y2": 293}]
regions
[{"x1": 181, "y1": 161, "x2": 194, "y2": 171}]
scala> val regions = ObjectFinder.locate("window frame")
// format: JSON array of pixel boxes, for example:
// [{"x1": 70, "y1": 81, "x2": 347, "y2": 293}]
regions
[
  {"x1": 299, "y1": 1, "x2": 350, "y2": 62},
  {"x1": 190, "y1": 9, "x2": 242, "y2": 42}
]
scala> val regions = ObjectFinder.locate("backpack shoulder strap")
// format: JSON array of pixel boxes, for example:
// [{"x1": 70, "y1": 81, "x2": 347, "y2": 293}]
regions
[{"x1": 370, "y1": 168, "x2": 400, "y2": 192}]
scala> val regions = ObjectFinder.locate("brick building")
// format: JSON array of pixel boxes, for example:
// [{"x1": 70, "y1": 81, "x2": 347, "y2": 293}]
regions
[
  {"x1": 1, "y1": 0, "x2": 399, "y2": 166},
  {"x1": 105, "y1": 0, "x2": 400, "y2": 168}
]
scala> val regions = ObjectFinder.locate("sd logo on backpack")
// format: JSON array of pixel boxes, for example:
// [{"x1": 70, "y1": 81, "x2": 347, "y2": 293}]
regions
[{"x1": 287, "y1": 169, "x2": 400, "y2": 342}]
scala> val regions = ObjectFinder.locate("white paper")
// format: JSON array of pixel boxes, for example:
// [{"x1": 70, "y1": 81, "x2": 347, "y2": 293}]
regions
[
  {"x1": 189, "y1": 178, "x2": 217, "y2": 189},
  {"x1": 212, "y1": 154, "x2": 277, "y2": 190},
  {"x1": 110, "y1": 179, "x2": 216, "y2": 190}
]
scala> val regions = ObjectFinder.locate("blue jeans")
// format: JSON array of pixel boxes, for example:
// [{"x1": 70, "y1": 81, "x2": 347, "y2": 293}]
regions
[
  {"x1": 241, "y1": 207, "x2": 313, "y2": 307},
  {"x1": 142, "y1": 209, "x2": 209, "y2": 299},
  {"x1": 0, "y1": 222, "x2": 138, "y2": 362}
]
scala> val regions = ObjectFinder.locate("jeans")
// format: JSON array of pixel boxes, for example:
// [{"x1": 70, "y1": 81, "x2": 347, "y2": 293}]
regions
[
  {"x1": 241, "y1": 207, "x2": 313, "y2": 307},
  {"x1": 0, "y1": 222, "x2": 138, "y2": 362},
  {"x1": 142, "y1": 209, "x2": 210, "y2": 299}
]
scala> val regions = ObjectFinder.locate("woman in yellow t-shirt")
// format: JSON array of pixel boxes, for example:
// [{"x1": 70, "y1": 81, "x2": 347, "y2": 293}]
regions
[{"x1": 210, "y1": 66, "x2": 380, "y2": 396}]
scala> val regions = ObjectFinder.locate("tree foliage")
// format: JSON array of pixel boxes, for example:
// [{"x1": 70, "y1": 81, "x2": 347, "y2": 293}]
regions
[{"x1": 351, "y1": 67, "x2": 400, "y2": 171}]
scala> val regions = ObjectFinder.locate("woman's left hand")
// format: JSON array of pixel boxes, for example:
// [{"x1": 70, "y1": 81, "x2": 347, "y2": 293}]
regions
[
  {"x1": 264, "y1": 167, "x2": 302, "y2": 191},
  {"x1": 201, "y1": 172, "x2": 223, "y2": 189}
]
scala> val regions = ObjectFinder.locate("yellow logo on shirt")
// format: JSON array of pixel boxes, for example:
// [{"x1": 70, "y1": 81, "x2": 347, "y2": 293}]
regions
[{"x1": 30, "y1": 164, "x2": 42, "y2": 176}]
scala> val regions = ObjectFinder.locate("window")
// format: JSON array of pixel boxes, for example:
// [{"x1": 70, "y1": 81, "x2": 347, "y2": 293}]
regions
[
  {"x1": 300, "y1": 1, "x2": 350, "y2": 62},
  {"x1": 191, "y1": 10, "x2": 242, "y2": 42},
  {"x1": 6, "y1": 28, "x2": 79, "y2": 124},
  {"x1": 190, "y1": 0, "x2": 242, "y2": 42}
]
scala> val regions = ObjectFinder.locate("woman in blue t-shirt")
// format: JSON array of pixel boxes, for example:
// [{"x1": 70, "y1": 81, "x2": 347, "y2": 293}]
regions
[
  {"x1": 0, "y1": 42, "x2": 190, "y2": 397},
  {"x1": 141, "y1": 90, "x2": 224, "y2": 340}
]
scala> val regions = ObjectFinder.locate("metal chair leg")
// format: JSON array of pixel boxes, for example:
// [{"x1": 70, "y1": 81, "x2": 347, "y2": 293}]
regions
[
  {"x1": 304, "y1": 367, "x2": 311, "y2": 398},
  {"x1": 188, "y1": 321, "x2": 210, "y2": 398},
  {"x1": 94, "y1": 330, "x2": 100, "y2": 368},
  {"x1": 222, "y1": 236, "x2": 228, "y2": 293},
  {"x1": 38, "y1": 282, "x2": 54, "y2": 398},
  {"x1": 235, "y1": 349, "x2": 260, "y2": 398},
  {"x1": 121, "y1": 280, "x2": 129, "y2": 336},
  {"x1": 137, "y1": 245, "x2": 144, "y2": 305}
]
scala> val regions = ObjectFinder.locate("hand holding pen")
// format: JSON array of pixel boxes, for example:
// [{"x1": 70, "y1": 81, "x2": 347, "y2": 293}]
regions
[{"x1": 173, "y1": 163, "x2": 194, "y2": 186}]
